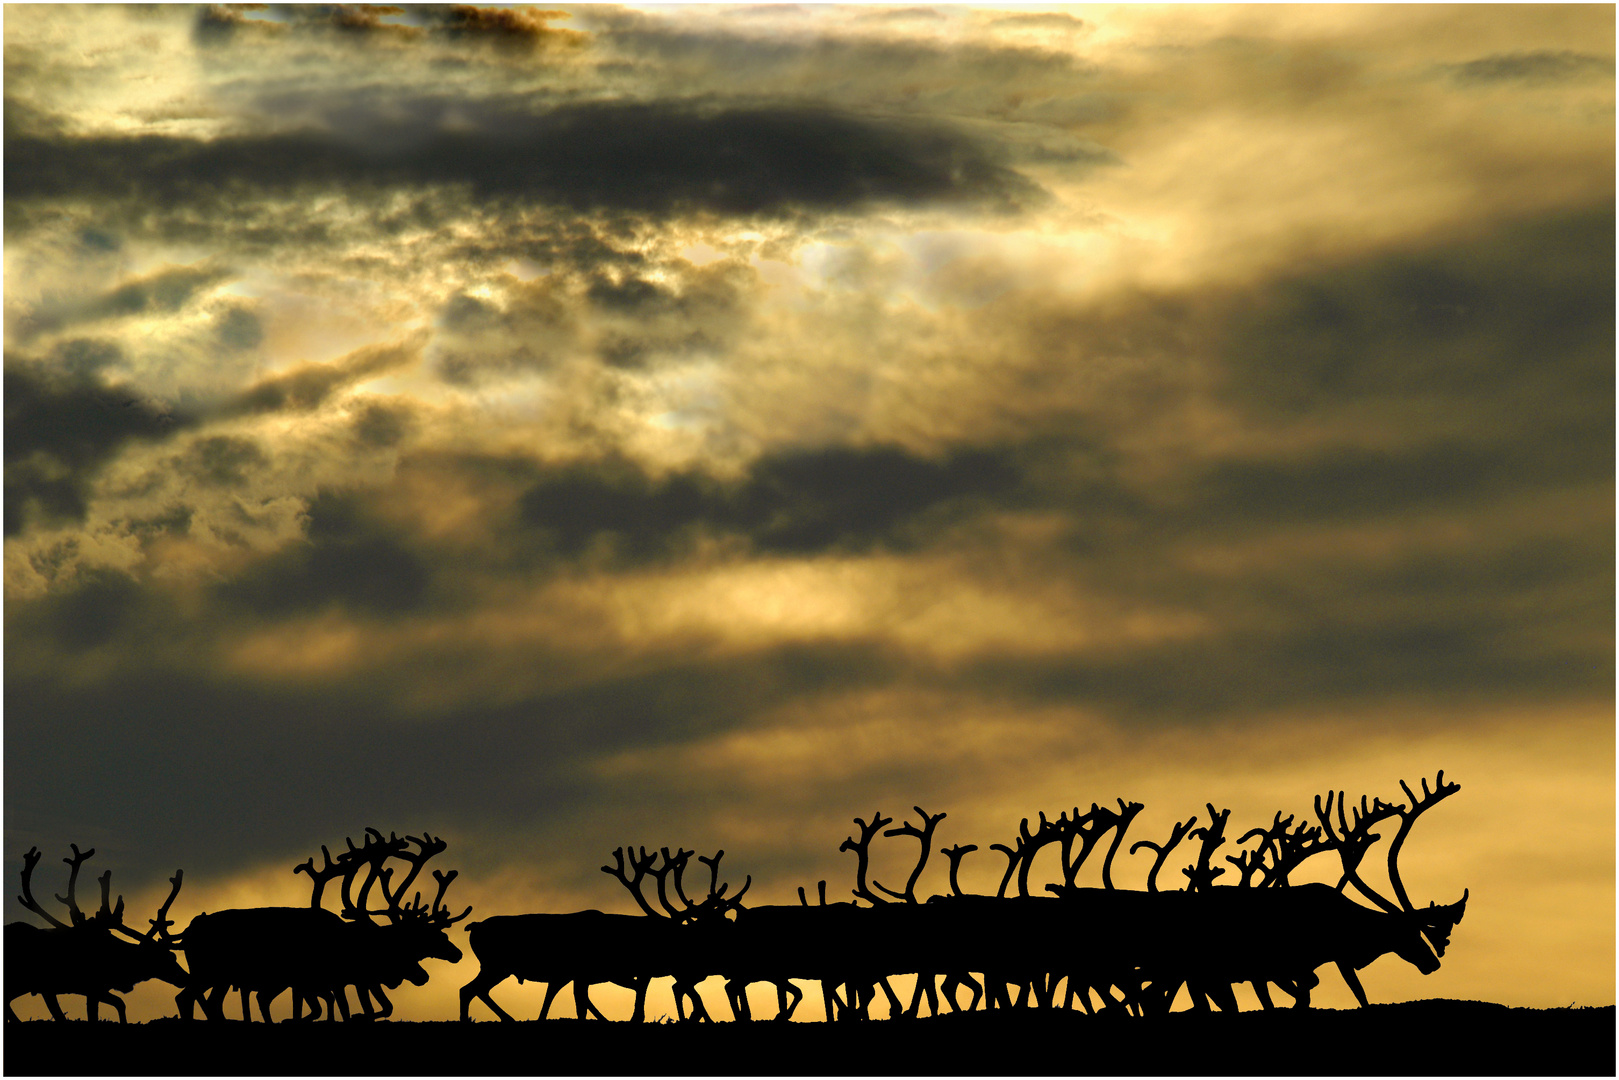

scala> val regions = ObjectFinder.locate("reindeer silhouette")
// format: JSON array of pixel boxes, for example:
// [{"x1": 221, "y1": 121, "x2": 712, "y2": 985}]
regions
[{"x1": 6, "y1": 846, "x2": 187, "y2": 1022}]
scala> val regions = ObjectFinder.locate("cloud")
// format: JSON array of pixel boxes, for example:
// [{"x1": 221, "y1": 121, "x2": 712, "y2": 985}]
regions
[
  {"x1": 4, "y1": 354, "x2": 190, "y2": 536},
  {"x1": 193, "y1": 3, "x2": 585, "y2": 51},
  {"x1": 9, "y1": 262, "x2": 234, "y2": 344},
  {"x1": 225, "y1": 334, "x2": 427, "y2": 417},
  {"x1": 1445, "y1": 50, "x2": 1612, "y2": 85},
  {"x1": 6, "y1": 102, "x2": 1041, "y2": 219},
  {"x1": 512, "y1": 442, "x2": 1024, "y2": 562}
]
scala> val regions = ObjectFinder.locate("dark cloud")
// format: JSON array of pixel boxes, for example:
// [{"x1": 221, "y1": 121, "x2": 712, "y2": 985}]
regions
[
  {"x1": 515, "y1": 443, "x2": 1025, "y2": 561},
  {"x1": 211, "y1": 488, "x2": 432, "y2": 617},
  {"x1": 225, "y1": 336, "x2": 423, "y2": 416},
  {"x1": 2, "y1": 629, "x2": 903, "y2": 903},
  {"x1": 181, "y1": 435, "x2": 267, "y2": 489},
  {"x1": 1219, "y1": 207, "x2": 1614, "y2": 439},
  {"x1": 419, "y1": 5, "x2": 585, "y2": 50},
  {"x1": 4, "y1": 357, "x2": 189, "y2": 536},
  {"x1": 349, "y1": 399, "x2": 415, "y2": 449},
  {"x1": 1445, "y1": 50, "x2": 1612, "y2": 85},
  {"x1": 192, "y1": 3, "x2": 584, "y2": 50},
  {"x1": 988, "y1": 12, "x2": 1089, "y2": 31},
  {"x1": 6, "y1": 101, "x2": 1042, "y2": 218},
  {"x1": 88, "y1": 264, "x2": 233, "y2": 321},
  {"x1": 214, "y1": 305, "x2": 265, "y2": 352},
  {"x1": 12, "y1": 263, "x2": 233, "y2": 342}
]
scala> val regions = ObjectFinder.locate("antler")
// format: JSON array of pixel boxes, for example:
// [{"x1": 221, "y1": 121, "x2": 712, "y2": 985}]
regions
[
  {"x1": 1314, "y1": 790, "x2": 1403, "y2": 911},
  {"x1": 653, "y1": 846, "x2": 697, "y2": 917},
  {"x1": 17, "y1": 848, "x2": 69, "y2": 929},
  {"x1": 940, "y1": 844, "x2": 977, "y2": 897},
  {"x1": 1387, "y1": 772, "x2": 1461, "y2": 912},
  {"x1": 295, "y1": 845, "x2": 346, "y2": 909},
  {"x1": 336, "y1": 829, "x2": 407, "y2": 922},
  {"x1": 1181, "y1": 805, "x2": 1230, "y2": 892},
  {"x1": 1097, "y1": 800, "x2": 1146, "y2": 891},
  {"x1": 145, "y1": 870, "x2": 185, "y2": 946},
  {"x1": 601, "y1": 846, "x2": 665, "y2": 919},
  {"x1": 1388, "y1": 772, "x2": 1469, "y2": 955},
  {"x1": 93, "y1": 870, "x2": 126, "y2": 928},
  {"x1": 55, "y1": 844, "x2": 96, "y2": 926},
  {"x1": 696, "y1": 850, "x2": 750, "y2": 913},
  {"x1": 1130, "y1": 815, "x2": 1197, "y2": 893},
  {"x1": 383, "y1": 833, "x2": 450, "y2": 914},
  {"x1": 873, "y1": 807, "x2": 946, "y2": 904},
  {"x1": 1231, "y1": 812, "x2": 1339, "y2": 888},
  {"x1": 839, "y1": 812, "x2": 894, "y2": 905},
  {"x1": 425, "y1": 868, "x2": 472, "y2": 927}
]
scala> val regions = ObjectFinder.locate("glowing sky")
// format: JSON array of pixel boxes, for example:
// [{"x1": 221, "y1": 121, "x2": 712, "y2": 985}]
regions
[{"x1": 4, "y1": 4, "x2": 1613, "y2": 1021}]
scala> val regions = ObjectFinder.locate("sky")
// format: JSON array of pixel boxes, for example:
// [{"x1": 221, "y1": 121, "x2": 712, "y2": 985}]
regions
[{"x1": 3, "y1": 4, "x2": 1613, "y2": 1022}]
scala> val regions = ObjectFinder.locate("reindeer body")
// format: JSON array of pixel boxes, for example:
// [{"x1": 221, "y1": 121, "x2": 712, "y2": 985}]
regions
[
  {"x1": 179, "y1": 830, "x2": 469, "y2": 1022},
  {"x1": 5, "y1": 920, "x2": 188, "y2": 1022},
  {"x1": 459, "y1": 911, "x2": 676, "y2": 1021}
]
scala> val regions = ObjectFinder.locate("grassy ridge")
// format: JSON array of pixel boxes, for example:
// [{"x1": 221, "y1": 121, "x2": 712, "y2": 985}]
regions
[{"x1": 5, "y1": 1000, "x2": 1613, "y2": 1076}]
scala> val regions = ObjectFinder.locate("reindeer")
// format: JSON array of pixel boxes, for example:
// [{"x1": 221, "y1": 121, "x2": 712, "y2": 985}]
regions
[
  {"x1": 1104, "y1": 772, "x2": 1469, "y2": 1014},
  {"x1": 6, "y1": 846, "x2": 187, "y2": 1022},
  {"x1": 459, "y1": 845, "x2": 747, "y2": 1023},
  {"x1": 177, "y1": 829, "x2": 469, "y2": 1022}
]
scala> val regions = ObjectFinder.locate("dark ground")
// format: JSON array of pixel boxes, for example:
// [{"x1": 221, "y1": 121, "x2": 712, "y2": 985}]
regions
[{"x1": 4, "y1": 1000, "x2": 1613, "y2": 1076}]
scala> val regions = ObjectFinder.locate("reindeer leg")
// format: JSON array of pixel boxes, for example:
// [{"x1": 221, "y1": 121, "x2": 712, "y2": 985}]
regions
[
  {"x1": 959, "y1": 973, "x2": 983, "y2": 1013},
  {"x1": 1336, "y1": 962, "x2": 1370, "y2": 1008},
  {"x1": 919, "y1": 973, "x2": 939, "y2": 1018},
  {"x1": 727, "y1": 979, "x2": 750, "y2": 1021},
  {"x1": 1253, "y1": 980, "x2": 1275, "y2": 1010},
  {"x1": 629, "y1": 977, "x2": 649, "y2": 1024},
  {"x1": 685, "y1": 979, "x2": 714, "y2": 1022},
  {"x1": 42, "y1": 995, "x2": 68, "y2": 1022},
  {"x1": 537, "y1": 980, "x2": 564, "y2": 1021},
  {"x1": 904, "y1": 975, "x2": 926, "y2": 1019},
  {"x1": 460, "y1": 970, "x2": 512, "y2": 1022},
  {"x1": 778, "y1": 980, "x2": 802, "y2": 1021},
  {"x1": 1208, "y1": 981, "x2": 1240, "y2": 1013},
  {"x1": 877, "y1": 976, "x2": 903, "y2": 1020},
  {"x1": 578, "y1": 981, "x2": 609, "y2": 1022}
]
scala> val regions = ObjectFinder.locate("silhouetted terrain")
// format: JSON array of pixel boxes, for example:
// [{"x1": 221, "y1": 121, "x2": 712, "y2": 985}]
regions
[{"x1": 4, "y1": 1000, "x2": 1612, "y2": 1076}]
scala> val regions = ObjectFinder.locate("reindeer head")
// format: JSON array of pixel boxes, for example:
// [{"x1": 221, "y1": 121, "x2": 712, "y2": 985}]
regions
[
  {"x1": 1315, "y1": 772, "x2": 1469, "y2": 967},
  {"x1": 330, "y1": 829, "x2": 471, "y2": 966}
]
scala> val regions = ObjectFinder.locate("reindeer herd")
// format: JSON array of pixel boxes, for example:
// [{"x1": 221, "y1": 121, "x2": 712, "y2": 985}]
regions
[{"x1": 5, "y1": 772, "x2": 1470, "y2": 1025}]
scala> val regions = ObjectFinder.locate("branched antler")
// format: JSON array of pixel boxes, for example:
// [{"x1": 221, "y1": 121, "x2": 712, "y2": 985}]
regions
[
  {"x1": 295, "y1": 845, "x2": 345, "y2": 909},
  {"x1": 873, "y1": 807, "x2": 946, "y2": 904},
  {"x1": 696, "y1": 850, "x2": 750, "y2": 913},
  {"x1": 55, "y1": 844, "x2": 96, "y2": 926},
  {"x1": 1181, "y1": 805, "x2": 1230, "y2": 892},
  {"x1": 1314, "y1": 790, "x2": 1401, "y2": 906},
  {"x1": 146, "y1": 870, "x2": 185, "y2": 945},
  {"x1": 1097, "y1": 800, "x2": 1146, "y2": 891},
  {"x1": 601, "y1": 846, "x2": 664, "y2": 918},
  {"x1": 840, "y1": 812, "x2": 894, "y2": 905},
  {"x1": 1130, "y1": 816, "x2": 1197, "y2": 894},
  {"x1": 17, "y1": 848, "x2": 68, "y2": 929}
]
